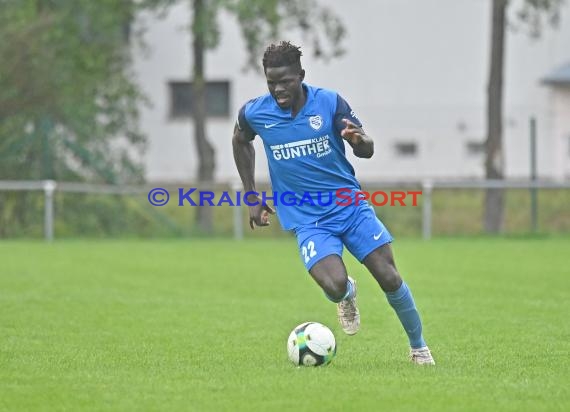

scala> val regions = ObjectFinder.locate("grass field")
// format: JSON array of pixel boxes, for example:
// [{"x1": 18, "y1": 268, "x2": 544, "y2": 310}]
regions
[{"x1": 1, "y1": 238, "x2": 569, "y2": 411}]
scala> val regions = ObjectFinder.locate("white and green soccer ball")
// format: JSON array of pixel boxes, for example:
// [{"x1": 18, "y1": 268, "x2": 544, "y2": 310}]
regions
[{"x1": 287, "y1": 322, "x2": 337, "y2": 367}]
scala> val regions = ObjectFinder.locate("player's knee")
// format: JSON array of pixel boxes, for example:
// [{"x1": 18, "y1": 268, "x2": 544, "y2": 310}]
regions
[
  {"x1": 382, "y1": 268, "x2": 402, "y2": 292},
  {"x1": 375, "y1": 262, "x2": 402, "y2": 292},
  {"x1": 386, "y1": 277, "x2": 402, "y2": 292}
]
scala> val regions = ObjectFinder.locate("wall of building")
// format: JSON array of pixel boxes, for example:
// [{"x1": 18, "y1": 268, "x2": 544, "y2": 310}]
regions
[
  {"x1": 132, "y1": 0, "x2": 570, "y2": 183},
  {"x1": 547, "y1": 87, "x2": 570, "y2": 178}
]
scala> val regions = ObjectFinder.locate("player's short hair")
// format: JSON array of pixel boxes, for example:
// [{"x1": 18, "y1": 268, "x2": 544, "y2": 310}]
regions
[{"x1": 262, "y1": 41, "x2": 303, "y2": 72}]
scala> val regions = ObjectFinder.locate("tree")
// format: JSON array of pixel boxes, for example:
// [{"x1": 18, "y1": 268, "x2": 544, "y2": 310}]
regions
[
  {"x1": 191, "y1": 0, "x2": 216, "y2": 233},
  {"x1": 165, "y1": 0, "x2": 346, "y2": 233},
  {"x1": 484, "y1": 0, "x2": 563, "y2": 233},
  {"x1": 0, "y1": 0, "x2": 150, "y2": 183},
  {"x1": 0, "y1": 0, "x2": 167, "y2": 237}
]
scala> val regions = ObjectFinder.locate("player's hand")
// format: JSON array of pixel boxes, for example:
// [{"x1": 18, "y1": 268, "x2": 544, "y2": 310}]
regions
[
  {"x1": 341, "y1": 118, "x2": 365, "y2": 145},
  {"x1": 248, "y1": 196, "x2": 275, "y2": 230}
]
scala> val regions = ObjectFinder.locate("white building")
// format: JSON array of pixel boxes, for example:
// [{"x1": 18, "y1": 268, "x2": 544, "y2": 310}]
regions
[{"x1": 132, "y1": 0, "x2": 570, "y2": 183}]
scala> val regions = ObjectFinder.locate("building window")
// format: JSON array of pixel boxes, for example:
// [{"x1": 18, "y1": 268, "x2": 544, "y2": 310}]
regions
[
  {"x1": 394, "y1": 142, "x2": 418, "y2": 157},
  {"x1": 169, "y1": 81, "x2": 230, "y2": 118},
  {"x1": 465, "y1": 140, "x2": 486, "y2": 156}
]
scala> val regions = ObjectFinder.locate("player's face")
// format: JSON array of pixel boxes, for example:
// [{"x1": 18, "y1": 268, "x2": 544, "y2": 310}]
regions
[{"x1": 265, "y1": 65, "x2": 305, "y2": 110}]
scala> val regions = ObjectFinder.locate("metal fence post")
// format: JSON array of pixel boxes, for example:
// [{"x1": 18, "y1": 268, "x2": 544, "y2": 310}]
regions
[
  {"x1": 422, "y1": 180, "x2": 433, "y2": 240},
  {"x1": 232, "y1": 182, "x2": 243, "y2": 240},
  {"x1": 43, "y1": 180, "x2": 56, "y2": 242},
  {"x1": 530, "y1": 117, "x2": 538, "y2": 233}
]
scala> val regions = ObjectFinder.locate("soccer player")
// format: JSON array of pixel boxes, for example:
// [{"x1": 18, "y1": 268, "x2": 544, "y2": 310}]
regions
[{"x1": 232, "y1": 41, "x2": 435, "y2": 365}]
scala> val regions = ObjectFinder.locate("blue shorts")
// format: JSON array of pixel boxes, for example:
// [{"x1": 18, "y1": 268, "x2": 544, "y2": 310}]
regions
[{"x1": 294, "y1": 204, "x2": 394, "y2": 271}]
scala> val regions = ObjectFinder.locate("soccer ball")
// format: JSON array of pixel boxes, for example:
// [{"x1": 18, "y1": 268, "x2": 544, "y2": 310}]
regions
[{"x1": 287, "y1": 322, "x2": 337, "y2": 367}]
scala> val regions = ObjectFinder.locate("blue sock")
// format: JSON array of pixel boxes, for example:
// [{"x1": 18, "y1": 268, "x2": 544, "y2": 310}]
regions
[
  {"x1": 325, "y1": 278, "x2": 355, "y2": 303},
  {"x1": 386, "y1": 281, "x2": 426, "y2": 349}
]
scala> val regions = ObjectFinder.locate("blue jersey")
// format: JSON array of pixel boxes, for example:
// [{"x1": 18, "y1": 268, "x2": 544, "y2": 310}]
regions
[{"x1": 238, "y1": 83, "x2": 364, "y2": 230}]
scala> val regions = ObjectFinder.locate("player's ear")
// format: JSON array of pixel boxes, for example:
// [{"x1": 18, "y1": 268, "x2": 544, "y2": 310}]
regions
[{"x1": 299, "y1": 69, "x2": 305, "y2": 81}]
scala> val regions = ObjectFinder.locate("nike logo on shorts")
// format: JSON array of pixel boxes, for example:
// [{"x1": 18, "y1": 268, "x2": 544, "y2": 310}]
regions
[
  {"x1": 373, "y1": 230, "x2": 384, "y2": 240},
  {"x1": 264, "y1": 122, "x2": 280, "y2": 129}
]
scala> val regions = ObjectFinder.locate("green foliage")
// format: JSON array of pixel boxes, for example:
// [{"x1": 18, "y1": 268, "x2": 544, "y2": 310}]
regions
[
  {"x1": 0, "y1": 0, "x2": 148, "y2": 183},
  {"x1": 149, "y1": 0, "x2": 347, "y2": 70},
  {"x1": 0, "y1": 191, "x2": 190, "y2": 239},
  {"x1": 225, "y1": 0, "x2": 346, "y2": 70},
  {"x1": 515, "y1": 0, "x2": 565, "y2": 37}
]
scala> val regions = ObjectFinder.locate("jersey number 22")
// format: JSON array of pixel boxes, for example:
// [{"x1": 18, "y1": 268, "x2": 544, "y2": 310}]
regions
[{"x1": 302, "y1": 241, "x2": 317, "y2": 263}]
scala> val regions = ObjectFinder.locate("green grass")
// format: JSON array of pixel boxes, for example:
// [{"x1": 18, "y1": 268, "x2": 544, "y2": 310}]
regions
[{"x1": 1, "y1": 238, "x2": 569, "y2": 411}]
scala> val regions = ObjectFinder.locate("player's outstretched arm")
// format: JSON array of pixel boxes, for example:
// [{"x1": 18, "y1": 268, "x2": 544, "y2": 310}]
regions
[
  {"x1": 341, "y1": 118, "x2": 374, "y2": 158},
  {"x1": 232, "y1": 124, "x2": 275, "y2": 229}
]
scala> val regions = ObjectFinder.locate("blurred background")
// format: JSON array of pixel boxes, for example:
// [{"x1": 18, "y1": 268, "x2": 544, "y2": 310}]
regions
[{"x1": 1, "y1": 0, "x2": 569, "y2": 240}]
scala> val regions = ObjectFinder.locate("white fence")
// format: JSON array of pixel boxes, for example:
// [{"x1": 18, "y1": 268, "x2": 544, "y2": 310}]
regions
[{"x1": 1, "y1": 179, "x2": 570, "y2": 241}]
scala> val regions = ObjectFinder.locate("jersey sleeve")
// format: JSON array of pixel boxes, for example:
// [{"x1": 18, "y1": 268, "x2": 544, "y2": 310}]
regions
[
  {"x1": 236, "y1": 104, "x2": 256, "y2": 140},
  {"x1": 333, "y1": 94, "x2": 363, "y2": 135}
]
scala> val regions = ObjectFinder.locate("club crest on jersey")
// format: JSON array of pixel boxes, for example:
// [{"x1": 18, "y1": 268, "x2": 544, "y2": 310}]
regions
[{"x1": 309, "y1": 115, "x2": 323, "y2": 130}]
